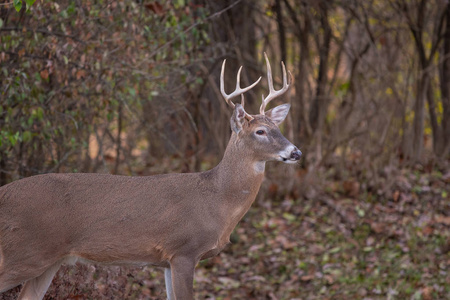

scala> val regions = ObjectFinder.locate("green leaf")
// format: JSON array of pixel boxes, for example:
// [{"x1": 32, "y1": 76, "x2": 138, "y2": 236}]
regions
[
  {"x1": 25, "y1": 0, "x2": 35, "y2": 10},
  {"x1": 329, "y1": 246, "x2": 341, "y2": 254},
  {"x1": 22, "y1": 131, "x2": 32, "y2": 142},
  {"x1": 282, "y1": 212, "x2": 296, "y2": 223},
  {"x1": 67, "y1": 2, "x2": 75, "y2": 15},
  {"x1": 8, "y1": 132, "x2": 19, "y2": 146},
  {"x1": 13, "y1": 0, "x2": 22, "y2": 12},
  {"x1": 356, "y1": 206, "x2": 365, "y2": 217}
]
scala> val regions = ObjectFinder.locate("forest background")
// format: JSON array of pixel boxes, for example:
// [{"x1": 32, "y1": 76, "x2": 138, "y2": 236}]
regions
[{"x1": 1, "y1": 0, "x2": 449, "y2": 299}]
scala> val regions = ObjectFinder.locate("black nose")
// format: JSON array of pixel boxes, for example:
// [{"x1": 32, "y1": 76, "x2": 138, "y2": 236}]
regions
[{"x1": 290, "y1": 148, "x2": 302, "y2": 160}]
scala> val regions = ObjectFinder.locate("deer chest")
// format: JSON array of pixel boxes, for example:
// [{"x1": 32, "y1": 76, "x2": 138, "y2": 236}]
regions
[{"x1": 199, "y1": 241, "x2": 229, "y2": 261}]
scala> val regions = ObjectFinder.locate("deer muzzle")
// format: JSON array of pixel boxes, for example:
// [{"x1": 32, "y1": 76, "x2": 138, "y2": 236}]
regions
[
  {"x1": 290, "y1": 148, "x2": 302, "y2": 160},
  {"x1": 279, "y1": 146, "x2": 302, "y2": 164}
]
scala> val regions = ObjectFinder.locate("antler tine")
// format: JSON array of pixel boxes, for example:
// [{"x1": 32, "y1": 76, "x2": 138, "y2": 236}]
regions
[
  {"x1": 220, "y1": 59, "x2": 262, "y2": 117},
  {"x1": 220, "y1": 60, "x2": 234, "y2": 109},
  {"x1": 260, "y1": 53, "x2": 291, "y2": 115}
]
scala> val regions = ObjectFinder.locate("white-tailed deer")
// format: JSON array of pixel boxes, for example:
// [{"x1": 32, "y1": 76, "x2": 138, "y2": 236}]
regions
[{"x1": 0, "y1": 53, "x2": 301, "y2": 300}]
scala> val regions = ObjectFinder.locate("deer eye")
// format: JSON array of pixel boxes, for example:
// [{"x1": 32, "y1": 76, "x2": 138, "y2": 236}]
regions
[{"x1": 256, "y1": 130, "x2": 265, "y2": 135}]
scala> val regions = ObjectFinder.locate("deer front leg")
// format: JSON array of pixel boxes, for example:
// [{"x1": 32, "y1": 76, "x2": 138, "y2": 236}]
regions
[
  {"x1": 164, "y1": 267, "x2": 175, "y2": 300},
  {"x1": 18, "y1": 261, "x2": 61, "y2": 300},
  {"x1": 168, "y1": 256, "x2": 196, "y2": 300}
]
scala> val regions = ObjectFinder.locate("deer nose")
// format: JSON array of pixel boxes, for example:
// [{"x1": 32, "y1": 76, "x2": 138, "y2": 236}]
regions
[{"x1": 290, "y1": 148, "x2": 302, "y2": 160}]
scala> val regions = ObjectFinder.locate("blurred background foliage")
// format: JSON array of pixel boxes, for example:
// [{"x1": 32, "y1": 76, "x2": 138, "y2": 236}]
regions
[
  {"x1": 1, "y1": 0, "x2": 449, "y2": 299},
  {"x1": 0, "y1": 0, "x2": 449, "y2": 186}
]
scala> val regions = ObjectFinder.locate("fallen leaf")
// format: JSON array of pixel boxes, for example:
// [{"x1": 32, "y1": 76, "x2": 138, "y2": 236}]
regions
[
  {"x1": 76, "y1": 69, "x2": 86, "y2": 80},
  {"x1": 300, "y1": 274, "x2": 314, "y2": 281},
  {"x1": 145, "y1": 2, "x2": 164, "y2": 15},
  {"x1": 422, "y1": 226, "x2": 433, "y2": 235},
  {"x1": 343, "y1": 180, "x2": 360, "y2": 197},
  {"x1": 40, "y1": 69, "x2": 49, "y2": 80},
  {"x1": 435, "y1": 214, "x2": 450, "y2": 225},
  {"x1": 422, "y1": 286, "x2": 433, "y2": 300},
  {"x1": 370, "y1": 222, "x2": 385, "y2": 234},
  {"x1": 18, "y1": 48, "x2": 26, "y2": 57},
  {"x1": 393, "y1": 190, "x2": 400, "y2": 201}
]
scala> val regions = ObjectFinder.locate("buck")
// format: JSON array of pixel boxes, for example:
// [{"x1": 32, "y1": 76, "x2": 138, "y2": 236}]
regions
[{"x1": 0, "y1": 54, "x2": 301, "y2": 300}]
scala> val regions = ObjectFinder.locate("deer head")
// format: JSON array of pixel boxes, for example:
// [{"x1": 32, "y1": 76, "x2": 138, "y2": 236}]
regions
[{"x1": 220, "y1": 53, "x2": 302, "y2": 164}]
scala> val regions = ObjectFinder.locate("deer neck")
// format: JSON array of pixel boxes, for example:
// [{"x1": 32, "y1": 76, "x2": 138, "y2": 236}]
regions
[{"x1": 211, "y1": 132, "x2": 265, "y2": 226}]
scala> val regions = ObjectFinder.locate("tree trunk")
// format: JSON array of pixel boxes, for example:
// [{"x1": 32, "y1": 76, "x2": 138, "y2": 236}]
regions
[
  {"x1": 439, "y1": 3, "x2": 450, "y2": 158},
  {"x1": 282, "y1": 0, "x2": 312, "y2": 141},
  {"x1": 412, "y1": 74, "x2": 429, "y2": 161},
  {"x1": 275, "y1": 0, "x2": 286, "y2": 63},
  {"x1": 309, "y1": 4, "x2": 332, "y2": 134},
  {"x1": 426, "y1": 81, "x2": 442, "y2": 155},
  {"x1": 0, "y1": 157, "x2": 6, "y2": 186}
]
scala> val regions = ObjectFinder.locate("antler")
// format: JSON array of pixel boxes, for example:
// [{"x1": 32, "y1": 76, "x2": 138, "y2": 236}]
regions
[
  {"x1": 220, "y1": 59, "x2": 261, "y2": 120},
  {"x1": 259, "y1": 53, "x2": 292, "y2": 115}
]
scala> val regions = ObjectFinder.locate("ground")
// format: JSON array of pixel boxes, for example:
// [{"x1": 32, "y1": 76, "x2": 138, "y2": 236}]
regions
[{"x1": 1, "y1": 167, "x2": 449, "y2": 299}]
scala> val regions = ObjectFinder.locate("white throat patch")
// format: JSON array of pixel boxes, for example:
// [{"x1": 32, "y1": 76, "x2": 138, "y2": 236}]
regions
[{"x1": 253, "y1": 161, "x2": 266, "y2": 174}]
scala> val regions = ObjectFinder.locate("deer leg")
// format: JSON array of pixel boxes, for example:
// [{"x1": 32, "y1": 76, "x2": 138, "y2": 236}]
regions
[
  {"x1": 17, "y1": 261, "x2": 61, "y2": 300},
  {"x1": 0, "y1": 274, "x2": 21, "y2": 294},
  {"x1": 0, "y1": 265, "x2": 39, "y2": 293},
  {"x1": 169, "y1": 256, "x2": 196, "y2": 300},
  {"x1": 164, "y1": 267, "x2": 175, "y2": 300},
  {"x1": 0, "y1": 267, "x2": 19, "y2": 293}
]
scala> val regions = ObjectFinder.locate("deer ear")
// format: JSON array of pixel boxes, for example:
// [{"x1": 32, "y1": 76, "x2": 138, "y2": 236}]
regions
[
  {"x1": 265, "y1": 103, "x2": 290, "y2": 126},
  {"x1": 230, "y1": 103, "x2": 247, "y2": 134}
]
